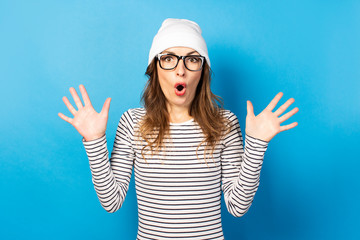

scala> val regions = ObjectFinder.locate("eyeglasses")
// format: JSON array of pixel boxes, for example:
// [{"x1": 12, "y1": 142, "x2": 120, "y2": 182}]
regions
[{"x1": 157, "y1": 53, "x2": 205, "y2": 71}]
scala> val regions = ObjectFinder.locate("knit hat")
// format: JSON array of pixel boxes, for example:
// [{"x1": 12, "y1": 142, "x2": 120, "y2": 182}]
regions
[{"x1": 148, "y1": 18, "x2": 210, "y2": 67}]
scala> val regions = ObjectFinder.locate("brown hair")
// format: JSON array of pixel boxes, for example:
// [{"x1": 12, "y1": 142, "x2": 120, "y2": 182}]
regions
[{"x1": 139, "y1": 58, "x2": 229, "y2": 163}]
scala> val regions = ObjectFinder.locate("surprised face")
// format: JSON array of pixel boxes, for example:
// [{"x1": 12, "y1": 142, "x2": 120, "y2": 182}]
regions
[{"x1": 157, "y1": 47, "x2": 202, "y2": 113}]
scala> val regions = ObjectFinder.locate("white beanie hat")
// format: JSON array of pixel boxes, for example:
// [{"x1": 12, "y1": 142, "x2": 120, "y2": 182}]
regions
[{"x1": 148, "y1": 18, "x2": 210, "y2": 67}]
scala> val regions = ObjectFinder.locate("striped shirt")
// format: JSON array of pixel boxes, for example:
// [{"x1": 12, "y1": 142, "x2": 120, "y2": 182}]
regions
[{"x1": 83, "y1": 108, "x2": 268, "y2": 240}]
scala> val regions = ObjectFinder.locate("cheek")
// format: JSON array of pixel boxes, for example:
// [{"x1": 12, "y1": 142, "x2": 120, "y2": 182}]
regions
[
  {"x1": 157, "y1": 69, "x2": 172, "y2": 96},
  {"x1": 158, "y1": 76, "x2": 169, "y2": 90},
  {"x1": 157, "y1": 66, "x2": 166, "y2": 87},
  {"x1": 158, "y1": 64, "x2": 171, "y2": 81},
  {"x1": 190, "y1": 74, "x2": 202, "y2": 89}
]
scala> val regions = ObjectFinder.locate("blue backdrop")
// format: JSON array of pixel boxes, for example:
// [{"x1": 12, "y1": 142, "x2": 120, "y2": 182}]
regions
[{"x1": 1, "y1": 1, "x2": 359, "y2": 239}]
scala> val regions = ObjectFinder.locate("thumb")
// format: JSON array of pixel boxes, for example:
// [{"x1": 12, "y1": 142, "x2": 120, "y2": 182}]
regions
[
  {"x1": 246, "y1": 100, "x2": 255, "y2": 117},
  {"x1": 100, "y1": 98, "x2": 111, "y2": 116}
]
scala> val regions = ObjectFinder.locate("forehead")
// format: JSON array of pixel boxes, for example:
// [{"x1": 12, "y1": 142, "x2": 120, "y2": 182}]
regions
[{"x1": 162, "y1": 47, "x2": 199, "y2": 55}]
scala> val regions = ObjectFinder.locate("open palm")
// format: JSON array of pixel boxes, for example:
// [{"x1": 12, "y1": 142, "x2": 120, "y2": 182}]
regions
[
  {"x1": 245, "y1": 92, "x2": 298, "y2": 142},
  {"x1": 58, "y1": 85, "x2": 111, "y2": 141}
]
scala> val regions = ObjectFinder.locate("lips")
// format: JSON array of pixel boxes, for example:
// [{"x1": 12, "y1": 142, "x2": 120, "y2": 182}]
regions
[{"x1": 174, "y1": 83, "x2": 186, "y2": 96}]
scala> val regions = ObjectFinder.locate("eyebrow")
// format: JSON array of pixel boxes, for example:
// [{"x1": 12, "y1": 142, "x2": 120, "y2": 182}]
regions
[{"x1": 162, "y1": 50, "x2": 199, "y2": 55}]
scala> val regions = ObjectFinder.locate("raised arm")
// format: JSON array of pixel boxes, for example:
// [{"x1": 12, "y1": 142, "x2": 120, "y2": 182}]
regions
[
  {"x1": 221, "y1": 113, "x2": 268, "y2": 217},
  {"x1": 82, "y1": 111, "x2": 135, "y2": 213},
  {"x1": 58, "y1": 85, "x2": 134, "y2": 213},
  {"x1": 221, "y1": 92, "x2": 298, "y2": 217}
]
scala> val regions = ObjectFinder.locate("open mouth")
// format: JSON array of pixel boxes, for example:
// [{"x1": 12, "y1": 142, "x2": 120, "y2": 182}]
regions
[
  {"x1": 176, "y1": 85, "x2": 184, "y2": 91},
  {"x1": 175, "y1": 83, "x2": 186, "y2": 96}
]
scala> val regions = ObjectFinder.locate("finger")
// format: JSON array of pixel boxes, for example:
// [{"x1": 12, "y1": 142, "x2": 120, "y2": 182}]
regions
[
  {"x1": 58, "y1": 112, "x2": 73, "y2": 124},
  {"x1": 69, "y1": 87, "x2": 84, "y2": 110},
  {"x1": 280, "y1": 122, "x2": 298, "y2": 132},
  {"x1": 100, "y1": 98, "x2": 111, "y2": 116},
  {"x1": 79, "y1": 84, "x2": 93, "y2": 107},
  {"x1": 279, "y1": 107, "x2": 299, "y2": 123},
  {"x1": 246, "y1": 100, "x2": 255, "y2": 117},
  {"x1": 274, "y1": 98, "x2": 295, "y2": 117},
  {"x1": 62, "y1": 96, "x2": 77, "y2": 115},
  {"x1": 265, "y1": 92, "x2": 283, "y2": 111}
]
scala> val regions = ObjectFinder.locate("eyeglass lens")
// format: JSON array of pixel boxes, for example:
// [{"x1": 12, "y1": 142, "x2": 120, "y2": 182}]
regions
[{"x1": 159, "y1": 55, "x2": 203, "y2": 71}]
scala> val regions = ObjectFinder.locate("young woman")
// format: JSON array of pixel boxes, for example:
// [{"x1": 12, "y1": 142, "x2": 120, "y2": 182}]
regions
[{"x1": 58, "y1": 19, "x2": 298, "y2": 240}]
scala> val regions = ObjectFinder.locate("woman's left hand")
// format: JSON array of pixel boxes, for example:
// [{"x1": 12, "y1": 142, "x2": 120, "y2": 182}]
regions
[{"x1": 245, "y1": 92, "x2": 299, "y2": 142}]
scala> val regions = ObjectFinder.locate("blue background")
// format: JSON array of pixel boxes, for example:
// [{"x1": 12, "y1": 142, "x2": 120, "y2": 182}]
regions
[{"x1": 1, "y1": 0, "x2": 359, "y2": 239}]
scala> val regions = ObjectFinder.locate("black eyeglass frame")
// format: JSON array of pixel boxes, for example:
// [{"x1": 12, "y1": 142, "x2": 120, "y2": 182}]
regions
[{"x1": 156, "y1": 53, "x2": 205, "y2": 72}]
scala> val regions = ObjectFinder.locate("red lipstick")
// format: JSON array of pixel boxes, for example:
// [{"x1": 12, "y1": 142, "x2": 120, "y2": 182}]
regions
[{"x1": 174, "y1": 83, "x2": 186, "y2": 96}]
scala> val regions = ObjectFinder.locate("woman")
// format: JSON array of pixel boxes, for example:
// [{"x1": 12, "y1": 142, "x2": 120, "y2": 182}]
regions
[{"x1": 58, "y1": 19, "x2": 298, "y2": 239}]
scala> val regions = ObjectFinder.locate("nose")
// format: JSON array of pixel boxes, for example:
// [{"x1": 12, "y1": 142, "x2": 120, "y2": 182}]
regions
[{"x1": 175, "y1": 58, "x2": 186, "y2": 76}]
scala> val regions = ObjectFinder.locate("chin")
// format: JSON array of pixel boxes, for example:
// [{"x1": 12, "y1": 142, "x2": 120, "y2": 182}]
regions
[{"x1": 171, "y1": 99, "x2": 190, "y2": 108}]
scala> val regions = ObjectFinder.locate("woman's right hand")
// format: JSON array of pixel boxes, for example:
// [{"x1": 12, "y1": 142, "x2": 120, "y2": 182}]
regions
[{"x1": 58, "y1": 84, "x2": 111, "y2": 141}]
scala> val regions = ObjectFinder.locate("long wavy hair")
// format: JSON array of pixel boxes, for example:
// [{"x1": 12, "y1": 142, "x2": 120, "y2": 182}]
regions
[{"x1": 139, "y1": 58, "x2": 229, "y2": 164}]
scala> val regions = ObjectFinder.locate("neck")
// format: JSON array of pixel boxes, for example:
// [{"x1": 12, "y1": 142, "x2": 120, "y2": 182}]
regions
[{"x1": 167, "y1": 103, "x2": 192, "y2": 123}]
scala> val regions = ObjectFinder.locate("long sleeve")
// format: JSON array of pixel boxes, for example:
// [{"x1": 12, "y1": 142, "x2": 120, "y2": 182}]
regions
[
  {"x1": 82, "y1": 110, "x2": 135, "y2": 213},
  {"x1": 221, "y1": 112, "x2": 268, "y2": 217}
]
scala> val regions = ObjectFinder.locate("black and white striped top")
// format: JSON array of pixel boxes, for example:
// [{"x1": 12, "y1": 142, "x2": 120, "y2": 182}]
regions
[{"x1": 83, "y1": 108, "x2": 268, "y2": 240}]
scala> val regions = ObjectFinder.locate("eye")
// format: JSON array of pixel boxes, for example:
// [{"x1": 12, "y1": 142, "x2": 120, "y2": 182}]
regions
[
  {"x1": 161, "y1": 55, "x2": 175, "y2": 62},
  {"x1": 186, "y1": 56, "x2": 200, "y2": 63}
]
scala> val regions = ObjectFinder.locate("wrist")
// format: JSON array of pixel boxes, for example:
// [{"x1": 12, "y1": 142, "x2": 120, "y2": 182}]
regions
[
  {"x1": 84, "y1": 134, "x2": 105, "y2": 142},
  {"x1": 245, "y1": 130, "x2": 272, "y2": 142},
  {"x1": 246, "y1": 133, "x2": 270, "y2": 144}
]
